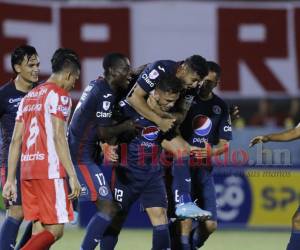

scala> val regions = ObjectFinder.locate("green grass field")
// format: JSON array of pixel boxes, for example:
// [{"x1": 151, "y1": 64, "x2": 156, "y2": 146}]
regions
[{"x1": 48, "y1": 228, "x2": 290, "y2": 250}]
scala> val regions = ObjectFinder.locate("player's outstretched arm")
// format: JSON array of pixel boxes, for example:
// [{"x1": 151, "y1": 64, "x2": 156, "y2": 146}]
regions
[
  {"x1": 127, "y1": 85, "x2": 175, "y2": 132},
  {"x1": 51, "y1": 116, "x2": 81, "y2": 199},
  {"x1": 3, "y1": 121, "x2": 24, "y2": 201},
  {"x1": 249, "y1": 125, "x2": 300, "y2": 147}
]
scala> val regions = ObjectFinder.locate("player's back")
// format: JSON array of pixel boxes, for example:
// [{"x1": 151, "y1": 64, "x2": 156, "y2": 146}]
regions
[{"x1": 18, "y1": 82, "x2": 71, "y2": 180}]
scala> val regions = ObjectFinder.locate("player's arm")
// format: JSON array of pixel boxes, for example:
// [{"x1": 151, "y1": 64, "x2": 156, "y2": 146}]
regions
[
  {"x1": 2, "y1": 121, "x2": 24, "y2": 201},
  {"x1": 127, "y1": 85, "x2": 175, "y2": 132},
  {"x1": 51, "y1": 116, "x2": 81, "y2": 199},
  {"x1": 97, "y1": 119, "x2": 136, "y2": 143},
  {"x1": 250, "y1": 125, "x2": 300, "y2": 147}
]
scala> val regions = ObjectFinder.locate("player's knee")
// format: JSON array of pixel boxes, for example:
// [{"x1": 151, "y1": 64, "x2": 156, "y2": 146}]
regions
[
  {"x1": 97, "y1": 200, "x2": 120, "y2": 217},
  {"x1": 49, "y1": 229, "x2": 64, "y2": 240},
  {"x1": 292, "y1": 212, "x2": 300, "y2": 230},
  {"x1": 7, "y1": 205, "x2": 24, "y2": 221},
  {"x1": 206, "y1": 220, "x2": 217, "y2": 234}
]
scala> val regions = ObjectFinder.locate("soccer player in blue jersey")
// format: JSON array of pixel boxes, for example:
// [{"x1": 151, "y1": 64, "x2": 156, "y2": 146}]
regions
[
  {"x1": 127, "y1": 56, "x2": 210, "y2": 218},
  {"x1": 250, "y1": 124, "x2": 300, "y2": 250},
  {"x1": 167, "y1": 61, "x2": 232, "y2": 249},
  {"x1": 68, "y1": 53, "x2": 135, "y2": 250},
  {"x1": 0, "y1": 45, "x2": 40, "y2": 250},
  {"x1": 101, "y1": 75, "x2": 183, "y2": 250}
]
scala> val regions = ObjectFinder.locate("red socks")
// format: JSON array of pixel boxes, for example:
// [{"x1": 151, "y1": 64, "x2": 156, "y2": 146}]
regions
[{"x1": 21, "y1": 230, "x2": 55, "y2": 250}]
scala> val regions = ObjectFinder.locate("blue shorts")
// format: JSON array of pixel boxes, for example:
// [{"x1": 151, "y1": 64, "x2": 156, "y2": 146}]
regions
[
  {"x1": 74, "y1": 162, "x2": 113, "y2": 202},
  {"x1": 0, "y1": 163, "x2": 22, "y2": 208},
  {"x1": 112, "y1": 167, "x2": 167, "y2": 212},
  {"x1": 191, "y1": 167, "x2": 217, "y2": 221}
]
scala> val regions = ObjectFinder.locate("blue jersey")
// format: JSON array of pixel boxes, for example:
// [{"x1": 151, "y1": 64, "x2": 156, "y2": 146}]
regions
[
  {"x1": 0, "y1": 80, "x2": 27, "y2": 166},
  {"x1": 119, "y1": 100, "x2": 164, "y2": 173},
  {"x1": 68, "y1": 78, "x2": 117, "y2": 163},
  {"x1": 180, "y1": 93, "x2": 232, "y2": 148},
  {"x1": 135, "y1": 60, "x2": 179, "y2": 93}
]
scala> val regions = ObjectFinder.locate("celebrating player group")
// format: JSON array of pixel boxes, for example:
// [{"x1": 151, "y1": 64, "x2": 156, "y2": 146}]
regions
[{"x1": 0, "y1": 45, "x2": 298, "y2": 250}]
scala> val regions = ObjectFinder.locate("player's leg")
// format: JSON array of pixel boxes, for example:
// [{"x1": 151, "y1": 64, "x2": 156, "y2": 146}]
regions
[
  {"x1": 191, "y1": 168, "x2": 217, "y2": 249},
  {"x1": 0, "y1": 165, "x2": 31, "y2": 250},
  {"x1": 100, "y1": 210, "x2": 128, "y2": 250},
  {"x1": 20, "y1": 178, "x2": 73, "y2": 249},
  {"x1": 180, "y1": 219, "x2": 193, "y2": 250},
  {"x1": 79, "y1": 163, "x2": 117, "y2": 250},
  {"x1": 162, "y1": 135, "x2": 211, "y2": 219},
  {"x1": 142, "y1": 171, "x2": 171, "y2": 250},
  {"x1": 286, "y1": 206, "x2": 300, "y2": 250}
]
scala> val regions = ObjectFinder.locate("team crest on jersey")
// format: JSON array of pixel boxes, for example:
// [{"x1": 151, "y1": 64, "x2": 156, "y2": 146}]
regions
[
  {"x1": 99, "y1": 186, "x2": 108, "y2": 197},
  {"x1": 192, "y1": 115, "x2": 212, "y2": 136},
  {"x1": 80, "y1": 185, "x2": 89, "y2": 196},
  {"x1": 142, "y1": 126, "x2": 160, "y2": 141},
  {"x1": 103, "y1": 101, "x2": 111, "y2": 111},
  {"x1": 61, "y1": 96, "x2": 69, "y2": 105},
  {"x1": 149, "y1": 69, "x2": 159, "y2": 80},
  {"x1": 213, "y1": 105, "x2": 221, "y2": 115}
]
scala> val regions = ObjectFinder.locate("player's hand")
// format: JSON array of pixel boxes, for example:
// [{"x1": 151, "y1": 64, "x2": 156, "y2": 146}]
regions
[
  {"x1": 147, "y1": 95, "x2": 175, "y2": 119},
  {"x1": 68, "y1": 176, "x2": 81, "y2": 200},
  {"x1": 229, "y1": 105, "x2": 240, "y2": 121},
  {"x1": 190, "y1": 143, "x2": 211, "y2": 159},
  {"x1": 249, "y1": 136, "x2": 269, "y2": 147},
  {"x1": 101, "y1": 143, "x2": 119, "y2": 163},
  {"x1": 2, "y1": 181, "x2": 17, "y2": 202},
  {"x1": 157, "y1": 117, "x2": 176, "y2": 132}
]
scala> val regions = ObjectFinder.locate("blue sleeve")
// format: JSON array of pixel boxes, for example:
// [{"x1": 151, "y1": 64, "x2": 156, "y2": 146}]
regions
[
  {"x1": 218, "y1": 105, "x2": 233, "y2": 141},
  {"x1": 136, "y1": 61, "x2": 168, "y2": 93}
]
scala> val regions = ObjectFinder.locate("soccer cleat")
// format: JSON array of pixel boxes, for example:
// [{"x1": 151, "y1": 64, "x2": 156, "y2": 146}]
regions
[{"x1": 175, "y1": 202, "x2": 212, "y2": 220}]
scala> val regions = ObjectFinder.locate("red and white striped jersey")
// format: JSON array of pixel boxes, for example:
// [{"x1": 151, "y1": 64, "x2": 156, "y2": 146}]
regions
[{"x1": 16, "y1": 82, "x2": 72, "y2": 180}]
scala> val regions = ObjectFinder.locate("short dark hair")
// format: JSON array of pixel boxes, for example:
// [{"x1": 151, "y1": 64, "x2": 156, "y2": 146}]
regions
[
  {"x1": 51, "y1": 48, "x2": 81, "y2": 73},
  {"x1": 103, "y1": 52, "x2": 128, "y2": 76},
  {"x1": 185, "y1": 55, "x2": 208, "y2": 79},
  {"x1": 11, "y1": 45, "x2": 38, "y2": 74},
  {"x1": 156, "y1": 75, "x2": 183, "y2": 94},
  {"x1": 207, "y1": 61, "x2": 221, "y2": 79}
]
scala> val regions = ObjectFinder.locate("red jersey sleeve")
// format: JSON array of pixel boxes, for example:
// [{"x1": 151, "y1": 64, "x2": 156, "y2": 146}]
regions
[{"x1": 48, "y1": 89, "x2": 71, "y2": 121}]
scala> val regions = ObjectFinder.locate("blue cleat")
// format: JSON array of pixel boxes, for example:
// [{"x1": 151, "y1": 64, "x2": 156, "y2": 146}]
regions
[{"x1": 175, "y1": 202, "x2": 212, "y2": 220}]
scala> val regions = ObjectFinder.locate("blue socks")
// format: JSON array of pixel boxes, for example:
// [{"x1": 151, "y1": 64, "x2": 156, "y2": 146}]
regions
[
  {"x1": 0, "y1": 216, "x2": 22, "y2": 250},
  {"x1": 152, "y1": 224, "x2": 171, "y2": 250},
  {"x1": 287, "y1": 229, "x2": 300, "y2": 250},
  {"x1": 180, "y1": 235, "x2": 191, "y2": 250},
  {"x1": 81, "y1": 212, "x2": 112, "y2": 250},
  {"x1": 172, "y1": 156, "x2": 191, "y2": 204},
  {"x1": 100, "y1": 234, "x2": 118, "y2": 250}
]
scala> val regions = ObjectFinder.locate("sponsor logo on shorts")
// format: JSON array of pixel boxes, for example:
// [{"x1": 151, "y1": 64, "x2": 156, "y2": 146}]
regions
[{"x1": 99, "y1": 186, "x2": 109, "y2": 197}]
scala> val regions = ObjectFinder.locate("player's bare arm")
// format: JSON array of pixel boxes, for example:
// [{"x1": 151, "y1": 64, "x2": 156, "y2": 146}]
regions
[
  {"x1": 249, "y1": 125, "x2": 300, "y2": 147},
  {"x1": 2, "y1": 121, "x2": 24, "y2": 201},
  {"x1": 127, "y1": 85, "x2": 175, "y2": 132},
  {"x1": 51, "y1": 116, "x2": 81, "y2": 199}
]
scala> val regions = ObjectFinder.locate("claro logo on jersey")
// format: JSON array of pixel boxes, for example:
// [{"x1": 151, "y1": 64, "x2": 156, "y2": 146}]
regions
[
  {"x1": 21, "y1": 152, "x2": 45, "y2": 161},
  {"x1": 96, "y1": 111, "x2": 112, "y2": 118},
  {"x1": 142, "y1": 74, "x2": 155, "y2": 87},
  {"x1": 192, "y1": 115, "x2": 212, "y2": 136},
  {"x1": 142, "y1": 126, "x2": 160, "y2": 141}
]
